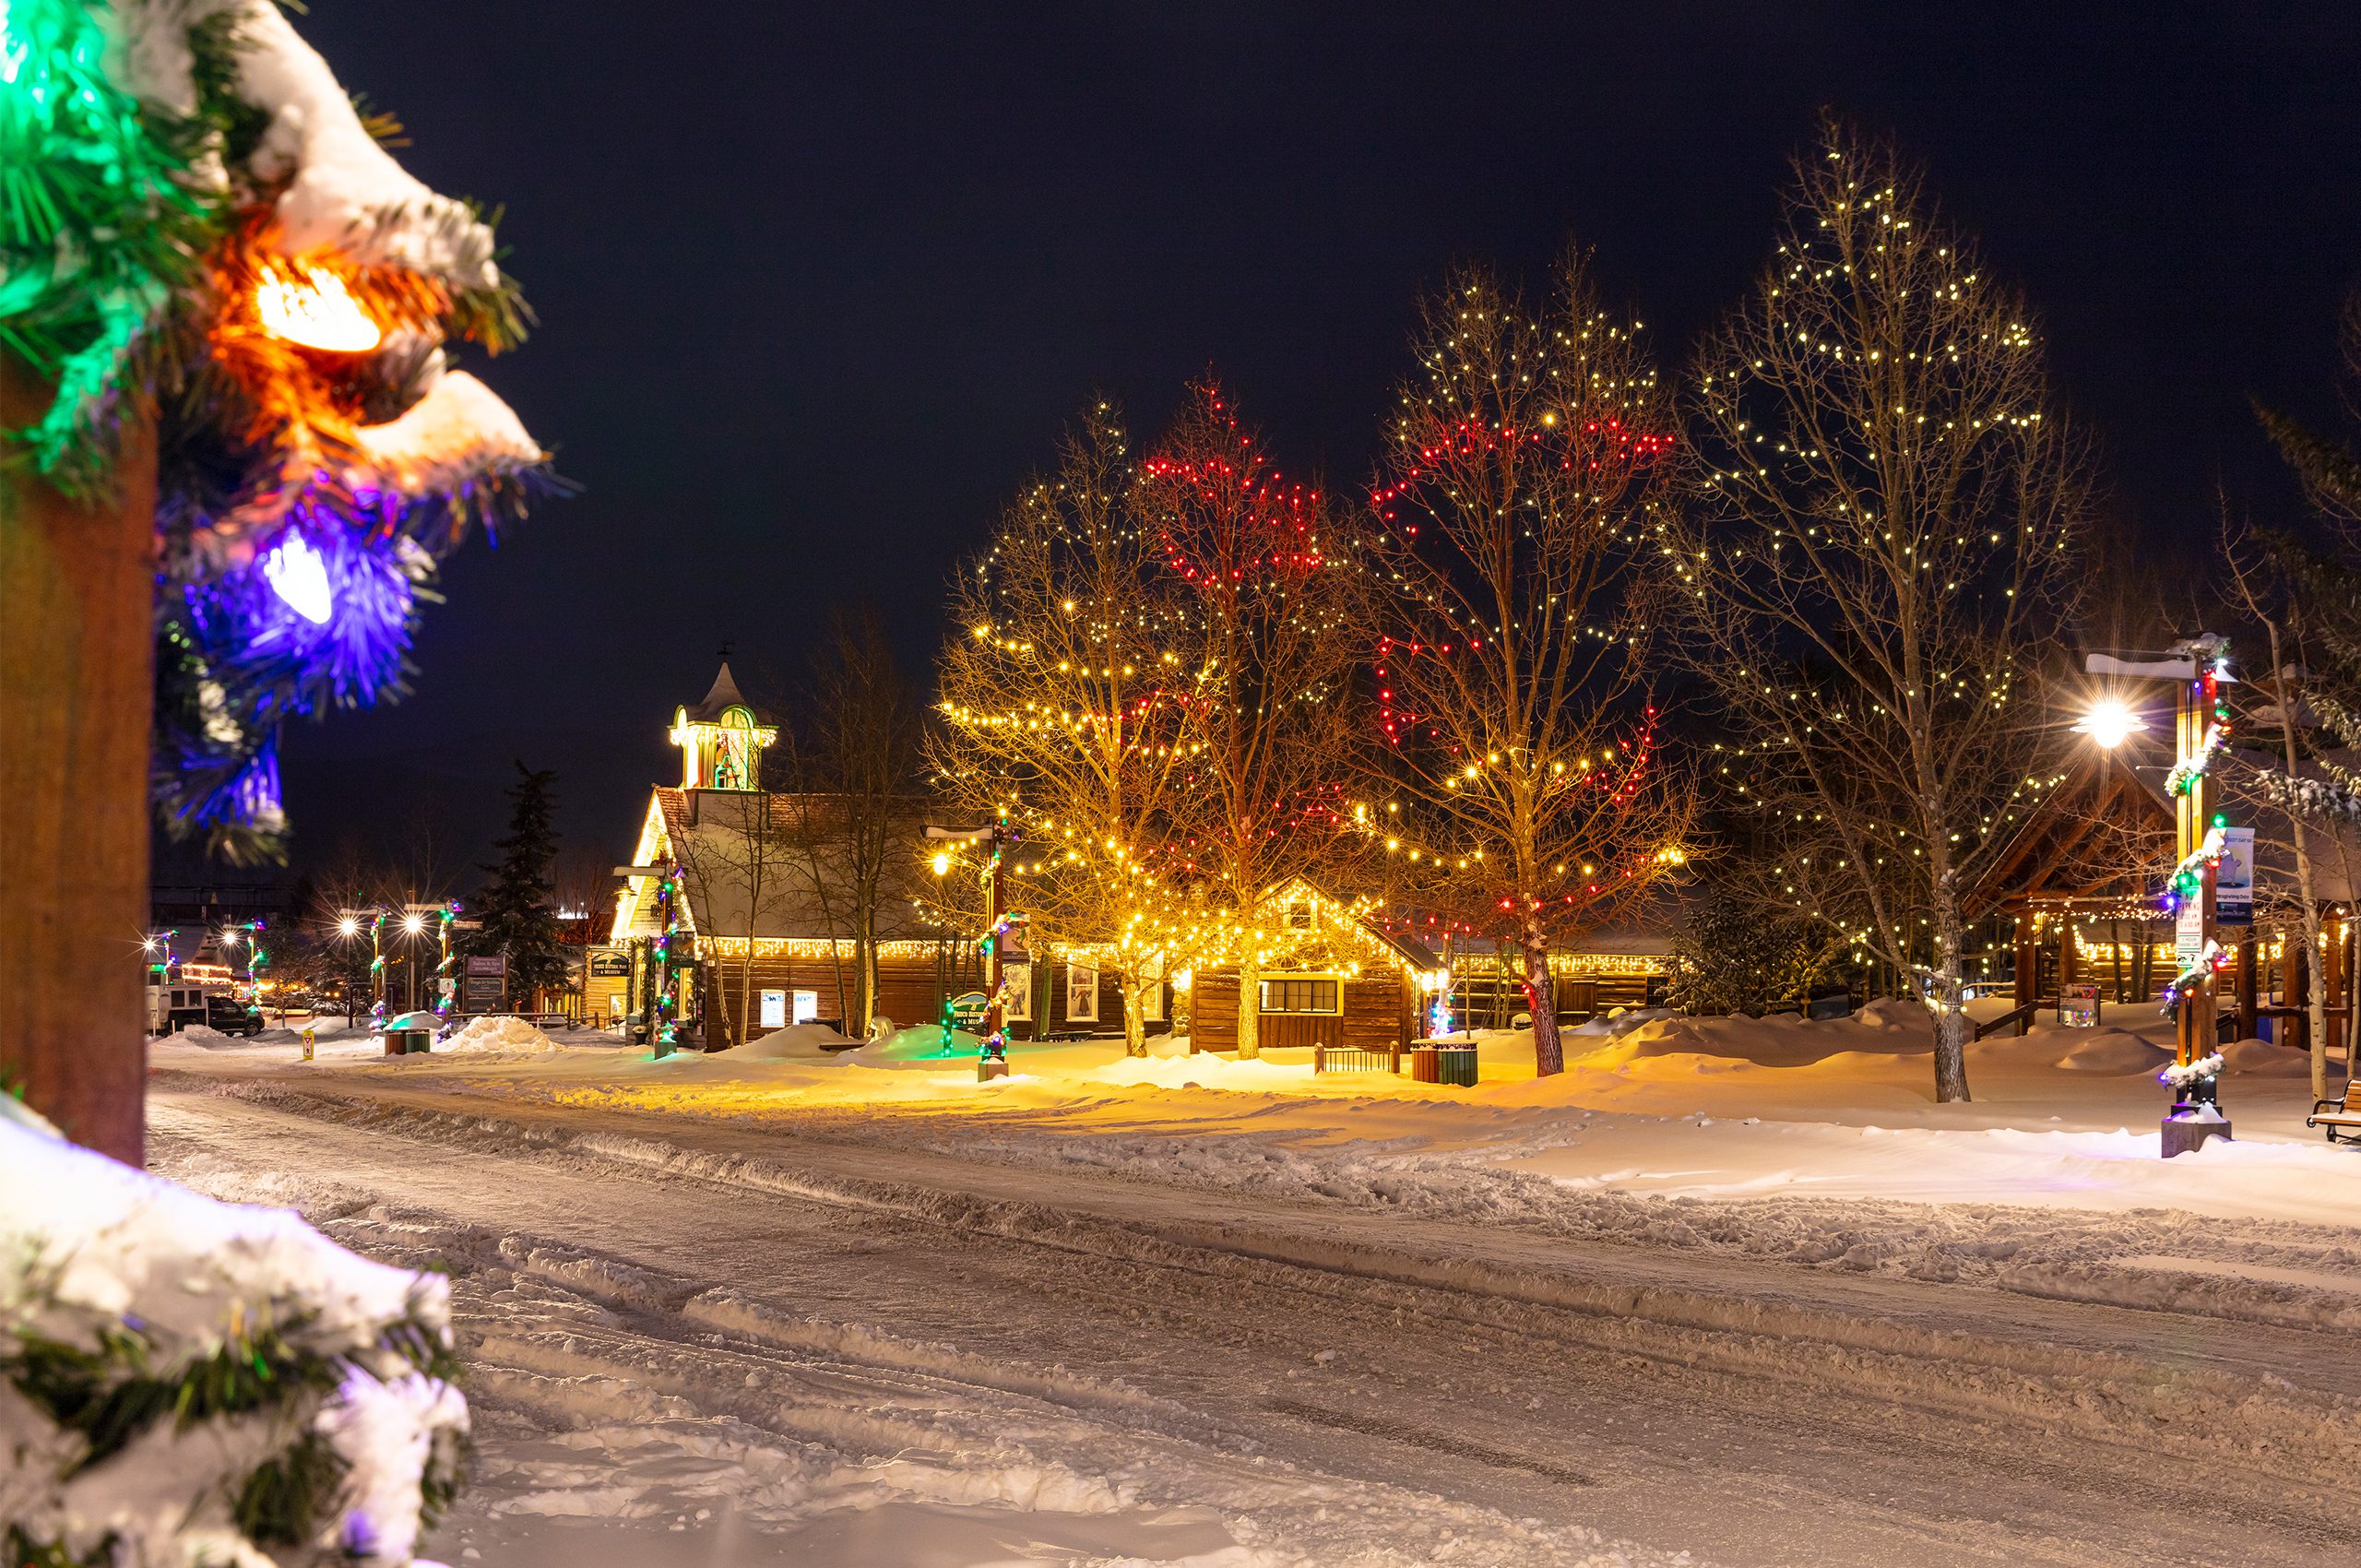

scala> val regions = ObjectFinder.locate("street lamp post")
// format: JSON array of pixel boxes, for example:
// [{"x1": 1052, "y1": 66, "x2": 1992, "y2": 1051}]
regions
[
  {"x1": 2085, "y1": 636, "x2": 2235, "y2": 1156},
  {"x1": 335, "y1": 911, "x2": 368, "y2": 1027},
  {"x1": 926, "y1": 820, "x2": 1013, "y2": 1080}
]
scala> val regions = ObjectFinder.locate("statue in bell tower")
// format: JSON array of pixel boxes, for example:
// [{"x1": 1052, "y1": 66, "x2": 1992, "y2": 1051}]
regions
[{"x1": 668, "y1": 661, "x2": 777, "y2": 791}]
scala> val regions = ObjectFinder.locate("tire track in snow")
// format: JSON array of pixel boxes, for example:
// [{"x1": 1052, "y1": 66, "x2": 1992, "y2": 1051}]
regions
[{"x1": 151, "y1": 1079, "x2": 2361, "y2": 1566}]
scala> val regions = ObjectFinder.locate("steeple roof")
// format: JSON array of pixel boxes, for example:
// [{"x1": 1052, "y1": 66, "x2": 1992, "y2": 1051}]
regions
[{"x1": 682, "y1": 661, "x2": 762, "y2": 724}]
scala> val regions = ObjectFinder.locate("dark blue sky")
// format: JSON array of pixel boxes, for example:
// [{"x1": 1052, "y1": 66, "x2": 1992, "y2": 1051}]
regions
[{"x1": 269, "y1": 1, "x2": 2361, "y2": 883}]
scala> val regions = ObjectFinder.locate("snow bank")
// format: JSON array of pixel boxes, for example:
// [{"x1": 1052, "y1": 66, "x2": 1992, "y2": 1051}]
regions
[
  {"x1": 730, "y1": 1023, "x2": 856, "y2": 1061},
  {"x1": 840, "y1": 1025, "x2": 984, "y2": 1068},
  {"x1": 2222, "y1": 1037, "x2": 2312, "y2": 1076},
  {"x1": 0, "y1": 1114, "x2": 465, "y2": 1567},
  {"x1": 2054, "y1": 1030, "x2": 2173, "y2": 1074},
  {"x1": 1069, "y1": 1051, "x2": 1315, "y2": 1091},
  {"x1": 437, "y1": 1015, "x2": 559, "y2": 1057}
]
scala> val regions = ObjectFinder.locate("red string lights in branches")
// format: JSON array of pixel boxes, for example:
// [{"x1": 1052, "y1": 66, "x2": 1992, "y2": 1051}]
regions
[
  {"x1": 1359, "y1": 258, "x2": 1693, "y2": 1072},
  {"x1": 1131, "y1": 381, "x2": 1371, "y2": 1018}
]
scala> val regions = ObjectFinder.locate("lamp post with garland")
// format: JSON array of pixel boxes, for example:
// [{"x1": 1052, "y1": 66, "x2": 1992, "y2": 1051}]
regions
[
  {"x1": 2082, "y1": 636, "x2": 2236, "y2": 1156},
  {"x1": 927, "y1": 819, "x2": 1017, "y2": 1080}
]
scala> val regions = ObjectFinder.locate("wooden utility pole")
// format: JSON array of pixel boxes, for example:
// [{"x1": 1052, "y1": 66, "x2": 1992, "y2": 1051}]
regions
[
  {"x1": 0, "y1": 354, "x2": 155, "y2": 1165},
  {"x1": 2175, "y1": 662, "x2": 2219, "y2": 1066}
]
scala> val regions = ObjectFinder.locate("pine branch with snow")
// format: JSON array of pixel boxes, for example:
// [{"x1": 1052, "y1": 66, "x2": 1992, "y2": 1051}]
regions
[
  {"x1": 2244, "y1": 763, "x2": 2361, "y2": 829},
  {"x1": 1, "y1": 1105, "x2": 468, "y2": 1567}
]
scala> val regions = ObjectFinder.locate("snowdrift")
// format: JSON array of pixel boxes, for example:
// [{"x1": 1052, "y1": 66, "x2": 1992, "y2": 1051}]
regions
[
  {"x1": 437, "y1": 1014, "x2": 561, "y2": 1057},
  {"x1": 840, "y1": 1025, "x2": 986, "y2": 1068},
  {"x1": 2053, "y1": 1030, "x2": 2174, "y2": 1074},
  {"x1": 0, "y1": 1102, "x2": 466, "y2": 1567},
  {"x1": 729, "y1": 1023, "x2": 856, "y2": 1060}
]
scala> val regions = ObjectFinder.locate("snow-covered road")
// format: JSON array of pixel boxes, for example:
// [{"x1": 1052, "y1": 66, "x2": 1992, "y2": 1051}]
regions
[{"x1": 150, "y1": 1071, "x2": 2361, "y2": 1567}]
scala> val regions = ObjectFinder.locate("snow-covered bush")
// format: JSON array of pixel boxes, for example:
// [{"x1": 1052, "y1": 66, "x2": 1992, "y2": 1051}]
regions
[{"x1": 0, "y1": 1099, "x2": 467, "y2": 1567}]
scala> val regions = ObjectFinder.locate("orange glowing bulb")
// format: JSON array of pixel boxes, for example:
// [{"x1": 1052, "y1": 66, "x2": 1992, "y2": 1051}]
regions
[{"x1": 255, "y1": 264, "x2": 382, "y2": 353}]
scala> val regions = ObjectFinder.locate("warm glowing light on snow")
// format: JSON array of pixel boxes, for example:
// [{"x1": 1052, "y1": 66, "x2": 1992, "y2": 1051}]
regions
[
  {"x1": 262, "y1": 535, "x2": 334, "y2": 624},
  {"x1": 2072, "y1": 696, "x2": 2145, "y2": 750},
  {"x1": 255, "y1": 263, "x2": 382, "y2": 352}
]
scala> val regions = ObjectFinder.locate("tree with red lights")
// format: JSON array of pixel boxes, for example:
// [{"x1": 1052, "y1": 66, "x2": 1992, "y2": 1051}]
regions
[
  {"x1": 1141, "y1": 383, "x2": 1367, "y2": 1058},
  {"x1": 1365, "y1": 254, "x2": 1694, "y2": 1076},
  {"x1": 1667, "y1": 121, "x2": 2090, "y2": 1103}
]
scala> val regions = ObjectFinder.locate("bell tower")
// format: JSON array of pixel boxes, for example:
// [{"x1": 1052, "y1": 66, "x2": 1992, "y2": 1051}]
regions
[{"x1": 669, "y1": 661, "x2": 777, "y2": 790}]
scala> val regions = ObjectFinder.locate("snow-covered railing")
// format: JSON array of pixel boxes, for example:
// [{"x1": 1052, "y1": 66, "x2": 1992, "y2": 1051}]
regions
[{"x1": 1, "y1": 1100, "x2": 467, "y2": 1567}]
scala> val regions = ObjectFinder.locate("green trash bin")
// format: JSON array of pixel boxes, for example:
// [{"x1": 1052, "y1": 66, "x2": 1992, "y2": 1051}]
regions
[
  {"x1": 384, "y1": 1011, "x2": 437, "y2": 1054},
  {"x1": 1436, "y1": 1046, "x2": 1478, "y2": 1087}
]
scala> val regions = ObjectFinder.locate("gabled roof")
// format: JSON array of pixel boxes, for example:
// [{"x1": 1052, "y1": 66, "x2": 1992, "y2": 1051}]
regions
[
  {"x1": 1965, "y1": 749, "x2": 2174, "y2": 914},
  {"x1": 1260, "y1": 875, "x2": 1441, "y2": 972},
  {"x1": 1969, "y1": 742, "x2": 2361, "y2": 914},
  {"x1": 617, "y1": 786, "x2": 932, "y2": 944}
]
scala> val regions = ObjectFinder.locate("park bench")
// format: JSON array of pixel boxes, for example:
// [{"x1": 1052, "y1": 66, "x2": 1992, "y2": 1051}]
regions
[{"x1": 2307, "y1": 1081, "x2": 2361, "y2": 1145}]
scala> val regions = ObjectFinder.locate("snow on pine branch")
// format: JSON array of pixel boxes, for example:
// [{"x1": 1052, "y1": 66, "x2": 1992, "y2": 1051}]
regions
[
  {"x1": 2244, "y1": 764, "x2": 2361, "y2": 828},
  {"x1": 0, "y1": 1100, "x2": 467, "y2": 1568},
  {"x1": 109, "y1": 0, "x2": 499, "y2": 288}
]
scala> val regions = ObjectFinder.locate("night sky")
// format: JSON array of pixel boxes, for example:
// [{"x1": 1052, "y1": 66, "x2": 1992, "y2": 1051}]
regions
[{"x1": 265, "y1": 2, "x2": 2361, "y2": 886}]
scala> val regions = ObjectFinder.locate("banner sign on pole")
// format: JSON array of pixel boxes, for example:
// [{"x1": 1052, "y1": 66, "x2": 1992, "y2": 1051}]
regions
[
  {"x1": 2216, "y1": 826, "x2": 2254, "y2": 925},
  {"x1": 2176, "y1": 901, "x2": 2205, "y2": 968}
]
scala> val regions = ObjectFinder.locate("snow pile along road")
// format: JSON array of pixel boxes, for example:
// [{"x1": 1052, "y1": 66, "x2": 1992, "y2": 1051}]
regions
[{"x1": 437, "y1": 1015, "x2": 561, "y2": 1057}]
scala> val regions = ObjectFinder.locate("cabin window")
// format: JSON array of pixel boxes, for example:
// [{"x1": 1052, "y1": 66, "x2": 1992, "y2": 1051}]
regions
[
  {"x1": 1260, "y1": 977, "x2": 1341, "y2": 1015},
  {"x1": 1286, "y1": 900, "x2": 1314, "y2": 931}
]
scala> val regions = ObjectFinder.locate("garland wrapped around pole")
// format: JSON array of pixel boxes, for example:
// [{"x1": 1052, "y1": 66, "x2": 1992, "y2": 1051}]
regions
[{"x1": 3, "y1": 0, "x2": 558, "y2": 1163}]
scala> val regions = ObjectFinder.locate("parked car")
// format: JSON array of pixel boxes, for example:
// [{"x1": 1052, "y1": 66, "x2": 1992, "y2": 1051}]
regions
[{"x1": 151, "y1": 985, "x2": 265, "y2": 1037}]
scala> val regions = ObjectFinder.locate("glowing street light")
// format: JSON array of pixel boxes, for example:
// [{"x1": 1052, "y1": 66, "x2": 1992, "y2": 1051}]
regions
[
  {"x1": 338, "y1": 916, "x2": 361, "y2": 938},
  {"x1": 931, "y1": 851, "x2": 953, "y2": 877},
  {"x1": 2071, "y1": 695, "x2": 2147, "y2": 750},
  {"x1": 402, "y1": 913, "x2": 425, "y2": 936}
]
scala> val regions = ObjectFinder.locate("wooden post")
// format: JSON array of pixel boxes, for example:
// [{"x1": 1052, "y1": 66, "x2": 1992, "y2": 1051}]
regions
[
  {"x1": 2290, "y1": 936, "x2": 2313, "y2": 1057},
  {"x1": 0, "y1": 353, "x2": 154, "y2": 1165},
  {"x1": 2012, "y1": 912, "x2": 2035, "y2": 1007},
  {"x1": 2057, "y1": 915, "x2": 2077, "y2": 1013},
  {"x1": 2236, "y1": 932, "x2": 2258, "y2": 1041},
  {"x1": 2175, "y1": 666, "x2": 2218, "y2": 1064},
  {"x1": 2324, "y1": 916, "x2": 2347, "y2": 1063}
]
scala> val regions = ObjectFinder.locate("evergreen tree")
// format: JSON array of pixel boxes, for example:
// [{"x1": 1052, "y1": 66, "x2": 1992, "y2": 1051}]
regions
[
  {"x1": 1666, "y1": 886, "x2": 1847, "y2": 1016},
  {"x1": 2248, "y1": 301, "x2": 2361, "y2": 832},
  {"x1": 466, "y1": 764, "x2": 566, "y2": 1004}
]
